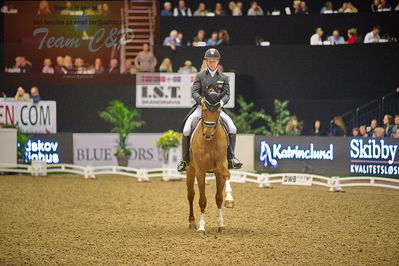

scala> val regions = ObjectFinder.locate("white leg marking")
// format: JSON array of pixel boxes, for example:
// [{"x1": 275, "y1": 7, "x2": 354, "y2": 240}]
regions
[
  {"x1": 198, "y1": 213, "x2": 206, "y2": 231},
  {"x1": 225, "y1": 180, "x2": 234, "y2": 201},
  {"x1": 217, "y1": 208, "x2": 224, "y2": 227}
]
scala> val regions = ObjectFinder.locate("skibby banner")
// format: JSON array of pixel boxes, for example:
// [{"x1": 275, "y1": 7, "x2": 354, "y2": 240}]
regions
[
  {"x1": 0, "y1": 100, "x2": 57, "y2": 133},
  {"x1": 255, "y1": 136, "x2": 399, "y2": 177},
  {"x1": 135, "y1": 73, "x2": 235, "y2": 108}
]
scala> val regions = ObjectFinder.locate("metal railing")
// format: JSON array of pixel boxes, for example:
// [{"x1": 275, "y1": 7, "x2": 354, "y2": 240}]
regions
[{"x1": 334, "y1": 89, "x2": 399, "y2": 129}]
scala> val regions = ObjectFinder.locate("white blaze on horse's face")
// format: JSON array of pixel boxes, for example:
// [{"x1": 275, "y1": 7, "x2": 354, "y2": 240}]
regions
[{"x1": 202, "y1": 104, "x2": 221, "y2": 141}]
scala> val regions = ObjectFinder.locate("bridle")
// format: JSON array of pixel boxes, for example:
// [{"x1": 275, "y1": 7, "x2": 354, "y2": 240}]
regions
[{"x1": 201, "y1": 98, "x2": 221, "y2": 140}]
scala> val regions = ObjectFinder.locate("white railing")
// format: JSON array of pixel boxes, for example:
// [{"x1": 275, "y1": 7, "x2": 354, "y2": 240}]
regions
[{"x1": 0, "y1": 163, "x2": 398, "y2": 191}]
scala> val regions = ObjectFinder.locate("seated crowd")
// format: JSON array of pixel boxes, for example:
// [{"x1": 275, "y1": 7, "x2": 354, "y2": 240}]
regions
[
  {"x1": 312, "y1": 115, "x2": 399, "y2": 138},
  {"x1": 5, "y1": 44, "x2": 157, "y2": 75},
  {"x1": 163, "y1": 29, "x2": 230, "y2": 49},
  {"x1": 310, "y1": 25, "x2": 389, "y2": 45},
  {"x1": 10, "y1": 86, "x2": 42, "y2": 103},
  {"x1": 161, "y1": 0, "x2": 399, "y2": 17}
]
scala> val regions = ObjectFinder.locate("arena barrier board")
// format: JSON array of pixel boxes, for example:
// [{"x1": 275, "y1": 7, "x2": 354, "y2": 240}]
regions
[{"x1": 1, "y1": 163, "x2": 399, "y2": 192}]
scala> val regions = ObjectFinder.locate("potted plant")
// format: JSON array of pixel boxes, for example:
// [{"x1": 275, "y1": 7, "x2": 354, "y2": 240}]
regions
[
  {"x1": 156, "y1": 130, "x2": 180, "y2": 166},
  {"x1": 99, "y1": 100, "x2": 145, "y2": 167}
]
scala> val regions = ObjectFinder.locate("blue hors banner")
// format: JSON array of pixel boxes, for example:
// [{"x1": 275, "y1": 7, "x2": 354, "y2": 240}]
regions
[{"x1": 255, "y1": 136, "x2": 399, "y2": 177}]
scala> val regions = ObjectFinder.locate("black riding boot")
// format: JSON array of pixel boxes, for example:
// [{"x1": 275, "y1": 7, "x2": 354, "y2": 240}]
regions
[
  {"x1": 228, "y1": 134, "x2": 242, "y2": 169},
  {"x1": 177, "y1": 135, "x2": 190, "y2": 172}
]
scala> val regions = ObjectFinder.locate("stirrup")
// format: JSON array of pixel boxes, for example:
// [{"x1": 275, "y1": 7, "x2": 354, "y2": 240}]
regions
[
  {"x1": 177, "y1": 161, "x2": 188, "y2": 172},
  {"x1": 228, "y1": 158, "x2": 242, "y2": 169}
]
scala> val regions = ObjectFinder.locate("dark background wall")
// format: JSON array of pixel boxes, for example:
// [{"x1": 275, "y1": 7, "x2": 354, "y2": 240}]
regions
[
  {"x1": 161, "y1": 12, "x2": 399, "y2": 45},
  {"x1": 2, "y1": 43, "x2": 398, "y2": 134}
]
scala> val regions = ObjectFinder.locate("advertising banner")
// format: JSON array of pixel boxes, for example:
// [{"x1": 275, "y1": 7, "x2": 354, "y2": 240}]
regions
[
  {"x1": 0, "y1": 100, "x2": 57, "y2": 133},
  {"x1": 73, "y1": 133, "x2": 180, "y2": 168},
  {"x1": 255, "y1": 136, "x2": 399, "y2": 177},
  {"x1": 25, "y1": 133, "x2": 73, "y2": 164},
  {"x1": 135, "y1": 73, "x2": 235, "y2": 108}
]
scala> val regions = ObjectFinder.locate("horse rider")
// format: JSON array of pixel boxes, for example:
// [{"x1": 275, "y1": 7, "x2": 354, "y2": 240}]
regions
[{"x1": 177, "y1": 48, "x2": 242, "y2": 172}]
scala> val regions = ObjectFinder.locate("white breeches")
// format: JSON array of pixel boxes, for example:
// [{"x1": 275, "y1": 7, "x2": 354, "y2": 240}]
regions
[{"x1": 183, "y1": 106, "x2": 237, "y2": 136}]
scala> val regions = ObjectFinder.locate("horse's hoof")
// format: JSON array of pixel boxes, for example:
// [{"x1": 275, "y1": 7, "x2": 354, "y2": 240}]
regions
[
  {"x1": 197, "y1": 230, "x2": 206, "y2": 236},
  {"x1": 225, "y1": 200, "x2": 234, "y2": 208},
  {"x1": 188, "y1": 224, "x2": 197, "y2": 230},
  {"x1": 217, "y1": 226, "x2": 225, "y2": 233}
]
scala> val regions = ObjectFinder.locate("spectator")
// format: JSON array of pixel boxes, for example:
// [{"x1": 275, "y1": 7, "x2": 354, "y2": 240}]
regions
[
  {"x1": 135, "y1": 43, "x2": 157, "y2": 72},
  {"x1": 60, "y1": 1, "x2": 72, "y2": 15},
  {"x1": 391, "y1": 115, "x2": 399, "y2": 137},
  {"x1": 331, "y1": 116, "x2": 346, "y2": 136},
  {"x1": 37, "y1": 0, "x2": 51, "y2": 15},
  {"x1": 373, "y1": 127, "x2": 385, "y2": 138},
  {"x1": 177, "y1": 32, "x2": 184, "y2": 46},
  {"x1": 94, "y1": 58, "x2": 104, "y2": 74},
  {"x1": 30, "y1": 87, "x2": 41, "y2": 103},
  {"x1": 207, "y1": 31, "x2": 221, "y2": 46},
  {"x1": 14, "y1": 87, "x2": 30, "y2": 101},
  {"x1": 173, "y1": 0, "x2": 192, "y2": 16},
  {"x1": 378, "y1": 0, "x2": 392, "y2": 11},
  {"x1": 13, "y1": 56, "x2": 22, "y2": 69},
  {"x1": 367, "y1": 119, "x2": 378, "y2": 136},
  {"x1": 248, "y1": 1, "x2": 264, "y2": 16},
  {"x1": 42, "y1": 58, "x2": 54, "y2": 74},
  {"x1": 19, "y1": 57, "x2": 32, "y2": 73},
  {"x1": 395, "y1": 3, "x2": 399, "y2": 11},
  {"x1": 359, "y1": 125, "x2": 369, "y2": 137},
  {"x1": 352, "y1": 128, "x2": 360, "y2": 137},
  {"x1": 320, "y1": 1, "x2": 334, "y2": 13},
  {"x1": 74, "y1": 58, "x2": 85, "y2": 74},
  {"x1": 371, "y1": 0, "x2": 380, "y2": 12},
  {"x1": 102, "y1": 3, "x2": 110, "y2": 16},
  {"x1": 285, "y1": 119, "x2": 302, "y2": 136},
  {"x1": 108, "y1": 59, "x2": 119, "y2": 74},
  {"x1": 96, "y1": 4, "x2": 103, "y2": 15},
  {"x1": 310, "y1": 120, "x2": 324, "y2": 136},
  {"x1": 300, "y1": 1, "x2": 309, "y2": 14},
  {"x1": 178, "y1": 60, "x2": 197, "y2": 74},
  {"x1": 328, "y1": 30, "x2": 345, "y2": 45},
  {"x1": 232, "y1": 1, "x2": 243, "y2": 16},
  {"x1": 218, "y1": 29, "x2": 230, "y2": 45},
  {"x1": 364, "y1": 26, "x2": 381, "y2": 43},
  {"x1": 194, "y1": 2, "x2": 208, "y2": 16},
  {"x1": 64, "y1": 55, "x2": 74, "y2": 73},
  {"x1": 159, "y1": 58, "x2": 173, "y2": 73},
  {"x1": 161, "y1": 1, "x2": 173, "y2": 16},
  {"x1": 163, "y1": 30, "x2": 181, "y2": 50},
  {"x1": 383, "y1": 114, "x2": 394, "y2": 136},
  {"x1": 293, "y1": 1, "x2": 303, "y2": 14},
  {"x1": 217, "y1": 64, "x2": 224, "y2": 72},
  {"x1": 338, "y1": 2, "x2": 358, "y2": 13},
  {"x1": 54, "y1": 56, "x2": 67, "y2": 74},
  {"x1": 310, "y1": 27, "x2": 323, "y2": 45},
  {"x1": 214, "y1": 2, "x2": 227, "y2": 16},
  {"x1": 193, "y1": 30, "x2": 207, "y2": 47},
  {"x1": 122, "y1": 59, "x2": 137, "y2": 75},
  {"x1": 346, "y1": 28, "x2": 358, "y2": 44}
]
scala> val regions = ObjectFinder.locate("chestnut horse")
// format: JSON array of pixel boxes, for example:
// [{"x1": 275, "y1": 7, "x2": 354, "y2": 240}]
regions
[{"x1": 186, "y1": 97, "x2": 234, "y2": 235}]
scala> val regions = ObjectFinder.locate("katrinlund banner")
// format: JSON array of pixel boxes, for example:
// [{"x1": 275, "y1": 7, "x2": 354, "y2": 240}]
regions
[
  {"x1": 0, "y1": 100, "x2": 57, "y2": 133},
  {"x1": 255, "y1": 136, "x2": 399, "y2": 177},
  {"x1": 135, "y1": 73, "x2": 235, "y2": 108}
]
